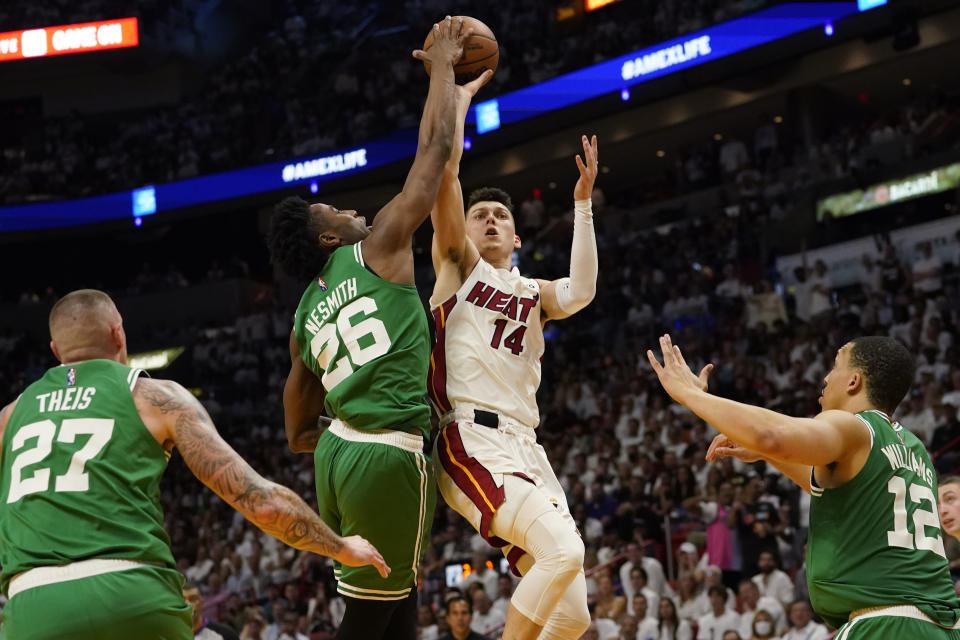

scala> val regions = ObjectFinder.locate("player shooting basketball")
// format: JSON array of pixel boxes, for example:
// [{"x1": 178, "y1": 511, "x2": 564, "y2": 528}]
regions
[{"x1": 427, "y1": 82, "x2": 600, "y2": 639}]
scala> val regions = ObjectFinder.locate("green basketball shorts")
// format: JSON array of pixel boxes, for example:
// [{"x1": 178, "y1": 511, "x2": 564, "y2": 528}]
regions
[
  {"x1": 314, "y1": 420, "x2": 435, "y2": 601},
  {"x1": 2, "y1": 562, "x2": 191, "y2": 640}
]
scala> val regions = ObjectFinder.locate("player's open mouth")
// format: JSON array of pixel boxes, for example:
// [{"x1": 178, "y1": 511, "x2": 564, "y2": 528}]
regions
[{"x1": 486, "y1": 229, "x2": 498, "y2": 236}]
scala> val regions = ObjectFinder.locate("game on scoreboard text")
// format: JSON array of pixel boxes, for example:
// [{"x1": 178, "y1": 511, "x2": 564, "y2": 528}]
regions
[{"x1": 0, "y1": 17, "x2": 139, "y2": 62}]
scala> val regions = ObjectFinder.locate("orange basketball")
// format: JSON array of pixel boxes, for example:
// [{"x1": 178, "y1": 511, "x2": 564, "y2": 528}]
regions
[{"x1": 422, "y1": 16, "x2": 499, "y2": 84}]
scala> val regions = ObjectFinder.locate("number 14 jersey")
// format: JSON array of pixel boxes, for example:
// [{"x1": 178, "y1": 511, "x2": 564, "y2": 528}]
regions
[
  {"x1": 807, "y1": 410, "x2": 960, "y2": 629},
  {"x1": 429, "y1": 259, "x2": 544, "y2": 429},
  {"x1": 0, "y1": 359, "x2": 176, "y2": 594}
]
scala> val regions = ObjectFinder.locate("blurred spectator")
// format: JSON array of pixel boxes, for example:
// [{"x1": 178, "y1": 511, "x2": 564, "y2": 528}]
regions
[
  {"x1": 780, "y1": 601, "x2": 829, "y2": 640},
  {"x1": 698, "y1": 585, "x2": 741, "y2": 640}
]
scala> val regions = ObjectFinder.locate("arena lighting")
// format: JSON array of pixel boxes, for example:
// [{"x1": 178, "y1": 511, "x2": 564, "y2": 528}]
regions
[
  {"x1": 127, "y1": 347, "x2": 185, "y2": 371},
  {"x1": 584, "y1": 0, "x2": 624, "y2": 11},
  {"x1": 466, "y1": 2, "x2": 874, "y2": 133},
  {"x1": 0, "y1": 2, "x2": 891, "y2": 231},
  {"x1": 0, "y1": 17, "x2": 138, "y2": 63}
]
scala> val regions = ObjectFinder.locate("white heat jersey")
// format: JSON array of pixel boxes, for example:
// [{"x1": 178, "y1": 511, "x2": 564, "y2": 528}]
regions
[{"x1": 429, "y1": 259, "x2": 544, "y2": 429}]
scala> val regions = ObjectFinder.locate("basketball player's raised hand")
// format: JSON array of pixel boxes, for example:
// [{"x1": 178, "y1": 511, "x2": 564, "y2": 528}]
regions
[
  {"x1": 456, "y1": 69, "x2": 494, "y2": 104},
  {"x1": 706, "y1": 434, "x2": 763, "y2": 463},
  {"x1": 412, "y1": 16, "x2": 471, "y2": 68},
  {"x1": 647, "y1": 334, "x2": 714, "y2": 404},
  {"x1": 573, "y1": 135, "x2": 599, "y2": 200},
  {"x1": 335, "y1": 535, "x2": 391, "y2": 579}
]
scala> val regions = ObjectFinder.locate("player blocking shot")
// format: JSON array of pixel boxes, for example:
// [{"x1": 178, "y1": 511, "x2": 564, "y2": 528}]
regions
[
  {"x1": 269, "y1": 16, "x2": 476, "y2": 640},
  {"x1": 648, "y1": 334, "x2": 960, "y2": 639},
  {"x1": 428, "y1": 79, "x2": 600, "y2": 639},
  {"x1": 0, "y1": 290, "x2": 386, "y2": 640}
]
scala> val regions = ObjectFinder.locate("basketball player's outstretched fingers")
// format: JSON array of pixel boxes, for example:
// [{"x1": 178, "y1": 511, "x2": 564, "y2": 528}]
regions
[
  {"x1": 462, "y1": 69, "x2": 494, "y2": 97},
  {"x1": 340, "y1": 535, "x2": 391, "y2": 578}
]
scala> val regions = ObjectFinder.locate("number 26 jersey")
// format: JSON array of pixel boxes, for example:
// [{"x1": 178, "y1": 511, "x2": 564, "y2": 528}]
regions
[
  {"x1": 429, "y1": 259, "x2": 544, "y2": 429},
  {"x1": 294, "y1": 243, "x2": 431, "y2": 437}
]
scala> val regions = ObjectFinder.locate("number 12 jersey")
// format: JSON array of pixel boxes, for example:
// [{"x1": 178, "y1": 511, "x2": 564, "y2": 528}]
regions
[{"x1": 807, "y1": 410, "x2": 960, "y2": 629}]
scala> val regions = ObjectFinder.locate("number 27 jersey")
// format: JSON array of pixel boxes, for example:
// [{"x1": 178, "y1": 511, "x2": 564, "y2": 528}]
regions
[{"x1": 429, "y1": 259, "x2": 544, "y2": 429}]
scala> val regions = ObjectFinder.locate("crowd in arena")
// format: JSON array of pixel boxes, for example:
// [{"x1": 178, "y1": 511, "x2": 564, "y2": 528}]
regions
[
  {"x1": 3, "y1": 2, "x2": 960, "y2": 639},
  {"x1": 2, "y1": 0, "x2": 788, "y2": 204},
  {"x1": 2, "y1": 178, "x2": 959, "y2": 639}
]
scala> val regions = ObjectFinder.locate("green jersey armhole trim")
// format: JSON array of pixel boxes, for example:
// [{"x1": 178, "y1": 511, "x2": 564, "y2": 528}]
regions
[
  {"x1": 811, "y1": 412, "x2": 877, "y2": 498},
  {"x1": 352, "y1": 241, "x2": 420, "y2": 291}
]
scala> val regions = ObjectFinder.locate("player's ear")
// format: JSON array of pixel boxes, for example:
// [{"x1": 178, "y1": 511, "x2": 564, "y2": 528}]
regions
[
  {"x1": 514, "y1": 235, "x2": 521, "y2": 250},
  {"x1": 50, "y1": 340, "x2": 62, "y2": 363},
  {"x1": 318, "y1": 230, "x2": 341, "y2": 248},
  {"x1": 848, "y1": 371, "x2": 863, "y2": 395}
]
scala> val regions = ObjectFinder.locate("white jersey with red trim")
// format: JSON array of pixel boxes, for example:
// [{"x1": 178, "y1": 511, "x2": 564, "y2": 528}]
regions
[{"x1": 430, "y1": 259, "x2": 544, "y2": 428}]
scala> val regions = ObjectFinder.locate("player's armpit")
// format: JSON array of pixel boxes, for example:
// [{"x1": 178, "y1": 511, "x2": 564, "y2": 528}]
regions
[
  {"x1": 136, "y1": 377, "x2": 345, "y2": 557},
  {"x1": 283, "y1": 331, "x2": 326, "y2": 453}
]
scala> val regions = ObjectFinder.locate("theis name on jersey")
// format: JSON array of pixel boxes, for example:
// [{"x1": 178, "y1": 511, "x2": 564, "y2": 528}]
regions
[
  {"x1": 465, "y1": 281, "x2": 538, "y2": 323},
  {"x1": 303, "y1": 278, "x2": 359, "y2": 335},
  {"x1": 36, "y1": 387, "x2": 97, "y2": 413}
]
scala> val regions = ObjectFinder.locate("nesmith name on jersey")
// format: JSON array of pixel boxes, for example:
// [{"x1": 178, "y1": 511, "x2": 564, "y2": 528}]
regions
[
  {"x1": 303, "y1": 278, "x2": 359, "y2": 334},
  {"x1": 465, "y1": 281, "x2": 538, "y2": 323},
  {"x1": 36, "y1": 387, "x2": 97, "y2": 413},
  {"x1": 880, "y1": 443, "x2": 934, "y2": 487}
]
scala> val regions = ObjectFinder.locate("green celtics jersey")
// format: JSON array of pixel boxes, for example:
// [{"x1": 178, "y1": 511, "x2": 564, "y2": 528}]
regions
[
  {"x1": 807, "y1": 410, "x2": 960, "y2": 629},
  {"x1": 294, "y1": 242, "x2": 431, "y2": 437},
  {"x1": 0, "y1": 359, "x2": 175, "y2": 594}
]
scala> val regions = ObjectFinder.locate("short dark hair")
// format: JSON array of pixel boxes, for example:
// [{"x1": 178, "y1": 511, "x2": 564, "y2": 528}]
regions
[
  {"x1": 629, "y1": 566, "x2": 648, "y2": 582},
  {"x1": 446, "y1": 595, "x2": 472, "y2": 615},
  {"x1": 467, "y1": 187, "x2": 513, "y2": 214},
  {"x1": 708, "y1": 585, "x2": 727, "y2": 601},
  {"x1": 268, "y1": 196, "x2": 335, "y2": 281},
  {"x1": 182, "y1": 581, "x2": 201, "y2": 592},
  {"x1": 847, "y1": 336, "x2": 915, "y2": 415},
  {"x1": 940, "y1": 475, "x2": 960, "y2": 489}
]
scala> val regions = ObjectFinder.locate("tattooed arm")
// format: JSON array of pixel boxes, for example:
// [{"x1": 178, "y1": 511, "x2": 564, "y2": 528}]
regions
[{"x1": 134, "y1": 378, "x2": 389, "y2": 577}]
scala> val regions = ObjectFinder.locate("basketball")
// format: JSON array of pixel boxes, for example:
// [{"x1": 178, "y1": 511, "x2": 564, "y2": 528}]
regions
[{"x1": 422, "y1": 16, "x2": 499, "y2": 83}]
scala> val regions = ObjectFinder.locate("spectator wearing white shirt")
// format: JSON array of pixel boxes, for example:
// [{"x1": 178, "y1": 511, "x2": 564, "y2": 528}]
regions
[
  {"x1": 469, "y1": 588, "x2": 505, "y2": 637},
  {"x1": 619, "y1": 542, "x2": 669, "y2": 599},
  {"x1": 630, "y1": 594, "x2": 660, "y2": 640},
  {"x1": 624, "y1": 567, "x2": 660, "y2": 616},
  {"x1": 459, "y1": 550, "x2": 499, "y2": 599},
  {"x1": 746, "y1": 609, "x2": 780, "y2": 640},
  {"x1": 719, "y1": 136, "x2": 750, "y2": 176},
  {"x1": 698, "y1": 586, "x2": 741, "y2": 640},
  {"x1": 751, "y1": 552, "x2": 795, "y2": 610},
  {"x1": 655, "y1": 597, "x2": 693, "y2": 640},
  {"x1": 737, "y1": 579, "x2": 785, "y2": 638},
  {"x1": 805, "y1": 260, "x2": 833, "y2": 324},
  {"x1": 490, "y1": 574, "x2": 514, "y2": 618},
  {"x1": 912, "y1": 242, "x2": 943, "y2": 296},
  {"x1": 857, "y1": 253, "x2": 883, "y2": 294},
  {"x1": 780, "y1": 601, "x2": 829, "y2": 640}
]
